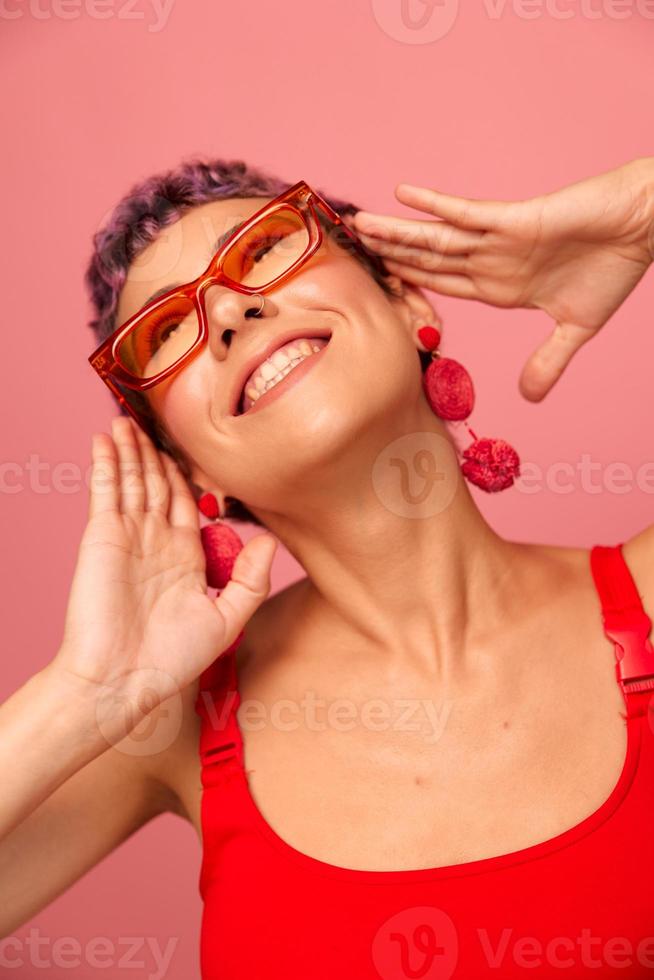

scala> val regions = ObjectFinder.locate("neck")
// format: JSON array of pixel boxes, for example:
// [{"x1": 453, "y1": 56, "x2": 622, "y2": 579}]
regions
[{"x1": 253, "y1": 412, "x2": 528, "y2": 681}]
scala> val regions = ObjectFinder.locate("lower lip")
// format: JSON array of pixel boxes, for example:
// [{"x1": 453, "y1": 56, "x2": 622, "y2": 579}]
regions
[{"x1": 237, "y1": 343, "x2": 330, "y2": 418}]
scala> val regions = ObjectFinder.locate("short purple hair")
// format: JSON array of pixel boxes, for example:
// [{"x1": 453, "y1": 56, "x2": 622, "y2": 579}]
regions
[{"x1": 84, "y1": 155, "x2": 398, "y2": 525}]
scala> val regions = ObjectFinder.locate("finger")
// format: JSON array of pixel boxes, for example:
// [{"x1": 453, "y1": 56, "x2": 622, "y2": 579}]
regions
[
  {"x1": 131, "y1": 422, "x2": 170, "y2": 515},
  {"x1": 88, "y1": 432, "x2": 120, "y2": 518},
  {"x1": 382, "y1": 258, "x2": 479, "y2": 300},
  {"x1": 212, "y1": 534, "x2": 278, "y2": 647},
  {"x1": 394, "y1": 183, "x2": 506, "y2": 231},
  {"x1": 357, "y1": 234, "x2": 470, "y2": 275},
  {"x1": 111, "y1": 416, "x2": 145, "y2": 513},
  {"x1": 518, "y1": 320, "x2": 597, "y2": 402},
  {"x1": 159, "y1": 451, "x2": 200, "y2": 530},
  {"x1": 353, "y1": 211, "x2": 481, "y2": 254}
]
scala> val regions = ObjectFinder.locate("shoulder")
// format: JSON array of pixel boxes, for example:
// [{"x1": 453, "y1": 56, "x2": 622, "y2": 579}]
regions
[{"x1": 132, "y1": 575, "x2": 310, "y2": 822}]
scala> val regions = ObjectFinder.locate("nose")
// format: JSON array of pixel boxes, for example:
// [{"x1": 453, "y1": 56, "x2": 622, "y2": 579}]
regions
[{"x1": 202, "y1": 283, "x2": 267, "y2": 358}]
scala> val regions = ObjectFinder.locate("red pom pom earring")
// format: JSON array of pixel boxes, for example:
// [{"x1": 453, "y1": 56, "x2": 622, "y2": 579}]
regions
[
  {"x1": 197, "y1": 492, "x2": 245, "y2": 589},
  {"x1": 417, "y1": 325, "x2": 521, "y2": 493}
]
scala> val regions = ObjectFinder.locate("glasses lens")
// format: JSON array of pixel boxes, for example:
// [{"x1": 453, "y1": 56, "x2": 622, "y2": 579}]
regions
[
  {"x1": 222, "y1": 206, "x2": 310, "y2": 289},
  {"x1": 115, "y1": 295, "x2": 199, "y2": 380}
]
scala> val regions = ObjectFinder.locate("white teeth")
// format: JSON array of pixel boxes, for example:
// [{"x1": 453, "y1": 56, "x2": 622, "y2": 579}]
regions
[
  {"x1": 243, "y1": 354, "x2": 310, "y2": 409},
  {"x1": 239, "y1": 336, "x2": 330, "y2": 413},
  {"x1": 271, "y1": 349, "x2": 290, "y2": 370},
  {"x1": 260, "y1": 360, "x2": 277, "y2": 381}
]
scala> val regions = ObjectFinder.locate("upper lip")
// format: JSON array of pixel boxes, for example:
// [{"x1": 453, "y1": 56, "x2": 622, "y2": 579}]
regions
[{"x1": 230, "y1": 326, "x2": 333, "y2": 416}]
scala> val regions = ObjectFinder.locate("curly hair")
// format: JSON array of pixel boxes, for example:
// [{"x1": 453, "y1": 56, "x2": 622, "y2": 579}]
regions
[{"x1": 85, "y1": 156, "x2": 422, "y2": 527}]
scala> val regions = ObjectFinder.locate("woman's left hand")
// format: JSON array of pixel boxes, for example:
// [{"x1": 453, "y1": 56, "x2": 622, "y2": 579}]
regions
[{"x1": 352, "y1": 158, "x2": 654, "y2": 401}]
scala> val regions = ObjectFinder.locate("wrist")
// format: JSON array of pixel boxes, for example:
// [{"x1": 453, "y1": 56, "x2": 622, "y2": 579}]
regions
[
  {"x1": 44, "y1": 652, "x2": 165, "y2": 748},
  {"x1": 37, "y1": 660, "x2": 115, "y2": 756}
]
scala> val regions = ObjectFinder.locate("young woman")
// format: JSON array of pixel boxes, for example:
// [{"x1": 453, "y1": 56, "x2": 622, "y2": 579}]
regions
[{"x1": 2, "y1": 156, "x2": 653, "y2": 978}]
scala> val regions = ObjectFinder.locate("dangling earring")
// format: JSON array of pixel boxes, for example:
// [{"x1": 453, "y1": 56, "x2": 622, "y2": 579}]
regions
[
  {"x1": 417, "y1": 325, "x2": 521, "y2": 493},
  {"x1": 197, "y1": 492, "x2": 245, "y2": 589}
]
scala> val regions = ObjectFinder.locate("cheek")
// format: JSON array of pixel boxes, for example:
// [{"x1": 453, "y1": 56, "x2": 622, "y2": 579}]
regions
[
  {"x1": 144, "y1": 365, "x2": 212, "y2": 450},
  {"x1": 314, "y1": 251, "x2": 380, "y2": 301},
  {"x1": 297, "y1": 252, "x2": 398, "y2": 334}
]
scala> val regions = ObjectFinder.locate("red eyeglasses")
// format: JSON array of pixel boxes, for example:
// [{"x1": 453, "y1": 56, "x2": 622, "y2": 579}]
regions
[{"x1": 88, "y1": 179, "x2": 380, "y2": 434}]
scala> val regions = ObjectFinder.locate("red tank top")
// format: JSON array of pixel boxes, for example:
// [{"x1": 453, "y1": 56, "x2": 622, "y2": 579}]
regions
[{"x1": 194, "y1": 543, "x2": 654, "y2": 979}]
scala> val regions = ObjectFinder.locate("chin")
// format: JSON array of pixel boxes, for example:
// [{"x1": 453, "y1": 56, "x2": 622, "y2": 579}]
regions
[{"x1": 269, "y1": 370, "x2": 421, "y2": 474}]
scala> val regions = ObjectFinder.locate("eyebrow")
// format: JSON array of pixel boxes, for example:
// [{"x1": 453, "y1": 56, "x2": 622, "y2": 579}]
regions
[{"x1": 140, "y1": 220, "x2": 245, "y2": 308}]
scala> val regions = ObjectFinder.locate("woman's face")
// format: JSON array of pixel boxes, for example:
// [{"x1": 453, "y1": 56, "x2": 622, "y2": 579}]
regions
[{"x1": 115, "y1": 195, "x2": 438, "y2": 519}]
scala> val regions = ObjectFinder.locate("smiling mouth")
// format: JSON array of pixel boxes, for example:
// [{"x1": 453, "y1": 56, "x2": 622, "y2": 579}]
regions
[{"x1": 235, "y1": 335, "x2": 332, "y2": 415}]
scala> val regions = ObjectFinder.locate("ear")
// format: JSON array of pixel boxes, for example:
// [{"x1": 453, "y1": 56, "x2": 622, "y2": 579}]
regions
[{"x1": 384, "y1": 275, "x2": 443, "y2": 339}]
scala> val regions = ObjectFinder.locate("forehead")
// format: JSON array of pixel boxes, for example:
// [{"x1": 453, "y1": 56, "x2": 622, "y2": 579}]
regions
[{"x1": 116, "y1": 195, "x2": 274, "y2": 325}]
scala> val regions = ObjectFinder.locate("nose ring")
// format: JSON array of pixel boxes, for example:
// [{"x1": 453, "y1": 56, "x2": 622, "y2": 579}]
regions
[{"x1": 251, "y1": 294, "x2": 265, "y2": 317}]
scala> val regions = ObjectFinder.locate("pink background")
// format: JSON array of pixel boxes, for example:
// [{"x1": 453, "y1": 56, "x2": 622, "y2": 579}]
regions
[{"x1": 1, "y1": 2, "x2": 653, "y2": 976}]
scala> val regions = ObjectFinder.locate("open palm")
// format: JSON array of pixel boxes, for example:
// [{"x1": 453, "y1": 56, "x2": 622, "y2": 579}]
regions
[
  {"x1": 353, "y1": 158, "x2": 654, "y2": 400},
  {"x1": 55, "y1": 416, "x2": 277, "y2": 742}
]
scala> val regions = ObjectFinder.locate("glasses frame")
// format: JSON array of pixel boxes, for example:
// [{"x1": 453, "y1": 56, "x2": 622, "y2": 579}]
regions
[{"x1": 88, "y1": 180, "x2": 378, "y2": 427}]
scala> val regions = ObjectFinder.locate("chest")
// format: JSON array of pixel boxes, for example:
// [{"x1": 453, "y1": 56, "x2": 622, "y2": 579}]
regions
[{"x1": 182, "y1": 632, "x2": 628, "y2": 872}]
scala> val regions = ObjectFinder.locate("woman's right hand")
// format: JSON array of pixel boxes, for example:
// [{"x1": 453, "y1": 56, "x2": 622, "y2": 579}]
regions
[{"x1": 52, "y1": 415, "x2": 277, "y2": 741}]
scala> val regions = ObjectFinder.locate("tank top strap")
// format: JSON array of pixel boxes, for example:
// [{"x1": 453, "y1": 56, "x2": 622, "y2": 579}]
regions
[
  {"x1": 589, "y1": 543, "x2": 654, "y2": 711},
  {"x1": 194, "y1": 630, "x2": 245, "y2": 780}
]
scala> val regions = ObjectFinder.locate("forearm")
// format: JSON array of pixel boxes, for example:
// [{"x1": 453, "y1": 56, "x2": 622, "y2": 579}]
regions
[
  {"x1": 0, "y1": 663, "x2": 110, "y2": 840},
  {"x1": 630, "y1": 156, "x2": 654, "y2": 259}
]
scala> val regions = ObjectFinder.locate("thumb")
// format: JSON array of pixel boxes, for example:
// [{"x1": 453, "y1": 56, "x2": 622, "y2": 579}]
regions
[
  {"x1": 518, "y1": 320, "x2": 596, "y2": 402},
  {"x1": 211, "y1": 533, "x2": 278, "y2": 646}
]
